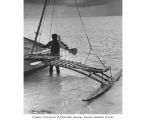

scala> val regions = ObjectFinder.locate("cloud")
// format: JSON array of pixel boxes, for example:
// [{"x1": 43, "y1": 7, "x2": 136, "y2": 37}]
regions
[
  {"x1": 65, "y1": 0, "x2": 111, "y2": 7},
  {"x1": 24, "y1": 0, "x2": 122, "y2": 16},
  {"x1": 24, "y1": 0, "x2": 111, "y2": 7}
]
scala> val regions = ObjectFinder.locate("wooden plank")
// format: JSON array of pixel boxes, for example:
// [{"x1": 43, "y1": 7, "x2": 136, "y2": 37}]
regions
[
  {"x1": 51, "y1": 59, "x2": 75, "y2": 68},
  {"x1": 93, "y1": 73, "x2": 110, "y2": 82},
  {"x1": 51, "y1": 59, "x2": 111, "y2": 77},
  {"x1": 58, "y1": 59, "x2": 109, "y2": 73},
  {"x1": 58, "y1": 65, "x2": 105, "y2": 84}
]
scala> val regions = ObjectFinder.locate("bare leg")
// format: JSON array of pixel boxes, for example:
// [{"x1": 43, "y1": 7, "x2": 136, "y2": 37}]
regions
[
  {"x1": 56, "y1": 66, "x2": 60, "y2": 75},
  {"x1": 49, "y1": 65, "x2": 53, "y2": 76}
]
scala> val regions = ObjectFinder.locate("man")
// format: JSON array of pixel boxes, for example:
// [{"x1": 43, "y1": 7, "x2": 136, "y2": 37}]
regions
[{"x1": 42, "y1": 33, "x2": 69, "y2": 76}]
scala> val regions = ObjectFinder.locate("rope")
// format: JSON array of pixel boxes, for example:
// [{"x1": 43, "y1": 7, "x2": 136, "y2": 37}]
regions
[
  {"x1": 31, "y1": 0, "x2": 48, "y2": 54},
  {"x1": 49, "y1": 0, "x2": 56, "y2": 41},
  {"x1": 84, "y1": 48, "x2": 91, "y2": 64},
  {"x1": 74, "y1": 0, "x2": 92, "y2": 49},
  {"x1": 74, "y1": 0, "x2": 106, "y2": 68},
  {"x1": 36, "y1": 0, "x2": 50, "y2": 52}
]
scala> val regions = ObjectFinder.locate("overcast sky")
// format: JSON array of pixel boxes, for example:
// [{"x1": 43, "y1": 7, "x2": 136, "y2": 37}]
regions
[{"x1": 24, "y1": 0, "x2": 122, "y2": 17}]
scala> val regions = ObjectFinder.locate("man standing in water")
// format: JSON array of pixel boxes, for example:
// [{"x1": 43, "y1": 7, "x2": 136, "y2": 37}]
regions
[{"x1": 42, "y1": 33, "x2": 69, "y2": 76}]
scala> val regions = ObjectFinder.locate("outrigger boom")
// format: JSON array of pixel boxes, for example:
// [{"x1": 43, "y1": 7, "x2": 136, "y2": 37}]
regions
[
  {"x1": 24, "y1": 50, "x2": 121, "y2": 101},
  {"x1": 45, "y1": 58, "x2": 121, "y2": 101}
]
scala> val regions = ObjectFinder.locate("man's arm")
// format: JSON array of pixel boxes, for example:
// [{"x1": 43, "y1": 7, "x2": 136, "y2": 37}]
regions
[
  {"x1": 58, "y1": 37, "x2": 77, "y2": 55},
  {"x1": 57, "y1": 35, "x2": 69, "y2": 50},
  {"x1": 60, "y1": 41, "x2": 69, "y2": 50},
  {"x1": 41, "y1": 42, "x2": 51, "y2": 48},
  {"x1": 61, "y1": 42, "x2": 77, "y2": 55}
]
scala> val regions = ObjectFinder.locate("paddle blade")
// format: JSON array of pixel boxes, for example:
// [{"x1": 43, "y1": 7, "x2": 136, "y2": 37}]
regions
[{"x1": 69, "y1": 48, "x2": 78, "y2": 55}]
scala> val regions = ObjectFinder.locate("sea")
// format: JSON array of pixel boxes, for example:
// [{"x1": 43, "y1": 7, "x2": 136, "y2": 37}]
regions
[{"x1": 24, "y1": 16, "x2": 122, "y2": 114}]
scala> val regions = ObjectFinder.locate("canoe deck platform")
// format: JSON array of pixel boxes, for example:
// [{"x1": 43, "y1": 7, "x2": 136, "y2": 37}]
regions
[
  {"x1": 24, "y1": 55, "x2": 120, "y2": 101},
  {"x1": 50, "y1": 59, "x2": 112, "y2": 84},
  {"x1": 48, "y1": 59, "x2": 117, "y2": 101}
]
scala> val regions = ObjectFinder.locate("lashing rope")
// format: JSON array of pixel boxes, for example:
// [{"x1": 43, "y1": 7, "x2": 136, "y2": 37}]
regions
[
  {"x1": 74, "y1": 0, "x2": 106, "y2": 68},
  {"x1": 84, "y1": 48, "x2": 92, "y2": 64}
]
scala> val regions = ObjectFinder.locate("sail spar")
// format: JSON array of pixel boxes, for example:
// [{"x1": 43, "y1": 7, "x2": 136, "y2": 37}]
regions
[{"x1": 31, "y1": 0, "x2": 48, "y2": 54}]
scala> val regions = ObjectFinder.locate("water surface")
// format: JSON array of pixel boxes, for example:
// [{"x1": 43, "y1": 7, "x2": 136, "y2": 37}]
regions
[{"x1": 24, "y1": 16, "x2": 122, "y2": 114}]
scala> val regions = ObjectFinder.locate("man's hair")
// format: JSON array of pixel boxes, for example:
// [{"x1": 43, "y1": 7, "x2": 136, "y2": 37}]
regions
[{"x1": 52, "y1": 34, "x2": 57, "y2": 39}]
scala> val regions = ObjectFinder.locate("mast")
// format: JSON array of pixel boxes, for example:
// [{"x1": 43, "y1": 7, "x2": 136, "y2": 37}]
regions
[{"x1": 31, "y1": 0, "x2": 48, "y2": 54}]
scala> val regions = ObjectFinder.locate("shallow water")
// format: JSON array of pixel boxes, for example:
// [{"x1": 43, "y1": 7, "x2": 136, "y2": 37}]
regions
[{"x1": 24, "y1": 16, "x2": 122, "y2": 114}]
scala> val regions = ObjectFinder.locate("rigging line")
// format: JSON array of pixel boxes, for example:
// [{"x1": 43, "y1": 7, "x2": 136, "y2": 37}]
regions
[
  {"x1": 31, "y1": 0, "x2": 48, "y2": 54},
  {"x1": 84, "y1": 48, "x2": 92, "y2": 64},
  {"x1": 74, "y1": 0, "x2": 92, "y2": 48},
  {"x1": 49, "y1": 0, "x2": 56, "y2": 41},
  {"x1": 74, "y1": 0, "x2": 106, "y2": 68},
  {"x1": 91, "y1": 50, "x2": 106, "y2": 67},
  {"x1": 36, "y1": 0, "x2": 50, "y2": 52},
  {"x1": 55, "y1": 1, "x2": 58, "y2": 33},
  {"x1": 38, "y1": 0, "x2": 50, "y2": 43}
]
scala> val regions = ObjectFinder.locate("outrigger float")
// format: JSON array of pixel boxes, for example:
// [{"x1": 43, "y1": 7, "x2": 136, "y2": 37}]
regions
[{"x1": 24, "y1": 0, "x2": 122, "y2": 101}]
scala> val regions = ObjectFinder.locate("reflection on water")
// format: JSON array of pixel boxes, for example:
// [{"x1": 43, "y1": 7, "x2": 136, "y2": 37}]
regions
[
  {"x1": 24, "y1": 68, "x2": 100, "y2": 114},
  {"x1": 24, "y1": 67, "x2": 122, "y2": 114},
  {"x1": 24, "y1": 16, "x2": 122, "y2": 114}
]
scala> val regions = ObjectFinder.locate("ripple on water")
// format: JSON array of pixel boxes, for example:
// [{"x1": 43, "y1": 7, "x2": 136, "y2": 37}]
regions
[{"x1": 24, "y1": 16, "x2": 122, "y2": 114}]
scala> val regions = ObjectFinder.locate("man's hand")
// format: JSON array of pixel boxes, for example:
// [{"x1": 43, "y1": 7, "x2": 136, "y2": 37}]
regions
[{"x1": 68, "y1": 48, "x2": 78, "y2": 55}]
